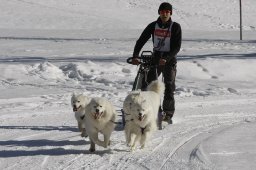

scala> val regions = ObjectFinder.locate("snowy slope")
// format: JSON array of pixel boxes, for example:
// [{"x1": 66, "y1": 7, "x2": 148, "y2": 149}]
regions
[{"x1": 1, "y1": 0, "x2": 256, "y2": 30}]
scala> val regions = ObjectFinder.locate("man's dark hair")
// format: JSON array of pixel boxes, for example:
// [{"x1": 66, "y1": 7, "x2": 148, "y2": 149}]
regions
[{"x1": 158, "y1": 2, "x2": 172, "y2": 14}]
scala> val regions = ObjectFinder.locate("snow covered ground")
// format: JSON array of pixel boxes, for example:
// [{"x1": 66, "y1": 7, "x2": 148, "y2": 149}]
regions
[{"x1": 0, "y1": 0, "x2": 256, "y2": 169}]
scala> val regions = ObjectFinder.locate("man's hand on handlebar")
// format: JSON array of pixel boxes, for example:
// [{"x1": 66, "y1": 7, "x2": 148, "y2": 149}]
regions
[
  {"x1": 128, "y1": 51, "x2": 155, "y2": 66},
  {"x1": 159, "y1": 58, "x2": 166, "y2": 66},
  {"x1": 132, "y1": 57, "x2": 140, "y2": 65}
]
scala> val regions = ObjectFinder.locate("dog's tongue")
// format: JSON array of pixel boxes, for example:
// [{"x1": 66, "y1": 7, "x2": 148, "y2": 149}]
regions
[
  {"x1": 94, "y1": 112, "x2": 103, "y2": 119},
  {"x1": 139, "y1": 114, "x2": 145, "y2": 121},
  {"x1": 139, "y1": 116, "x2": 143, "y2": 121},
  {"x1": 94, "y1": 112, "x2": 99, "y2": 119}
]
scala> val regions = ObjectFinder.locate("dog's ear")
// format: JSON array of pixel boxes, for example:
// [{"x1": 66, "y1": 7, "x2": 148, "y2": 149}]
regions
[{"x1": 72, "y1": 92, "x2": 76, "y2": 97}]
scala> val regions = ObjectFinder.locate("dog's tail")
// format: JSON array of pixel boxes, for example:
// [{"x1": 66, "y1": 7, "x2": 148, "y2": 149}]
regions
[{"x1": 147, "y1": 80, "x2": 165, "y2": 95}]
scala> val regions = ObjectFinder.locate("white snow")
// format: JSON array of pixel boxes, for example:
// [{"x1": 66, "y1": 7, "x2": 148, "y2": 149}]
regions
[{"x1": 0, "y1": 0, "x2": 256, "y2": 169}]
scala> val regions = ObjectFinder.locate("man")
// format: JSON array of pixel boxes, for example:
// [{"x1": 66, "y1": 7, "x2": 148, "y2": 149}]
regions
[{"x1": 132, "y1": 2, "x2": 182, "y2": 124}]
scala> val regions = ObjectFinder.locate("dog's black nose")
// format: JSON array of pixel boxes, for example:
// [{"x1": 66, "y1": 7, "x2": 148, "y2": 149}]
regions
[
  {"x1": 138, "y1": 113, "x2": 142, "y2": 116},
  {"x1": 96, "y1": 109, "x2": 99, "y2": 112},
  {"x1": 73, "y1": 105, "x2": 76, "y2": 108}
]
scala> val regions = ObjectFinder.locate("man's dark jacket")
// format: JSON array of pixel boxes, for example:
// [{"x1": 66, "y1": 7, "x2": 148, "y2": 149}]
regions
[{"x1": 133, "y1": 17, "x2": 182, "y2": 65}]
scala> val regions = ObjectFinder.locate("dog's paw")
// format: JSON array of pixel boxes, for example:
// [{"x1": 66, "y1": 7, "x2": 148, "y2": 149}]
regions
[
  {"x1": 89, "y1": 147, "x2": 95, "y2": 152},
  {"x1": 103, "y1": 142, "x2": 109, "y2": 148},
  {"x1": 81, "y1": 129, "x2": 88, "y2": 137},
  {"x1": 81, "y1": 134, "x2": 88, "y2": 138},
  {"x1": 81, "y1": 133, "x2": 88, "y2": 138},
  {"x1": 127, "y1": 141, "x2": 132, "y2": 147},
  {"x1": 130, "y1": 145, "x2": 136, "y2": 152}
]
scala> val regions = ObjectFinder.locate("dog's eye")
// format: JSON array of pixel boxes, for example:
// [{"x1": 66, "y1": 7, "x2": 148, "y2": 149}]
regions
[
  {"x1": 100, "y1": 105, "x2": 102, "y2": 107},
  {"x1": 77, "y1": 101, "x2": 80, "y2": 103},
  {"x1": 94, "y1": 106, "x2": 97, "y2": 108}
]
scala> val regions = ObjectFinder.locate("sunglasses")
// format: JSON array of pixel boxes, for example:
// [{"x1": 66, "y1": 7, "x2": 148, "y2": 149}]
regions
[{"x1": 160, "y1": 10, "x2": 171, "y2": 14}]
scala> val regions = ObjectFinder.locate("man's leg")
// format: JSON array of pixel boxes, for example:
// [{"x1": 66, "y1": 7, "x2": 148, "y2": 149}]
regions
[{"x1": 162, "y1": 64, "x2": 177, "y2": 124}]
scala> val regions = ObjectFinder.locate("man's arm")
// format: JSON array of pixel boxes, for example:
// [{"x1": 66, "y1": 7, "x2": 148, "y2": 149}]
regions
[
  {"x1": 167, "y1": 22, "x2": 182, "y2": 63},
  {"x1": 133, "y1": 22, "x2": 155, "y2": 57}
]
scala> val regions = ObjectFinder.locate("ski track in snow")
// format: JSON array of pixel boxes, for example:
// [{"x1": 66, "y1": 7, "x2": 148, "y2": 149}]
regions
[{"x1": 1, "y1": 91, "x2": 255, "y2": 169}]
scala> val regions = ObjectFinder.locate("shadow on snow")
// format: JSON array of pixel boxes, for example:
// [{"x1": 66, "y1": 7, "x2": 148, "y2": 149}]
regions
[
  {"x1": 179, "y1": 53, "x2": 256, "y2": 60},
  {"x1": 0, "y1": 148, "x2": 112, "y2": 157},
  {"x1": 0, "y1": 125, "x2": 124, "y2": 157},
  {"x1": 0, "y1": 125, "x2": 78, "y2": 132},
  {"x1": 0, "y1": 53, "x2": 255, "y2": 64}
]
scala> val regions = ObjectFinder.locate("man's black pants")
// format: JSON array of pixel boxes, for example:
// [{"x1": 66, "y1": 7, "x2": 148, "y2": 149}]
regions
[{"x1": 141, "y1": 63, "x2": 177, "y2": 118}]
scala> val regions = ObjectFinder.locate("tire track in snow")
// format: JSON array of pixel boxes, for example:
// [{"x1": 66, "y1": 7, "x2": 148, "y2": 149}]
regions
[
  {"x1": 41, "y1": 156, "x2": 49, "y2": 169},
  {"x1": 159, "y1": 132, "x2": 204, "y2": 170},
  {"x1": 158, "y1": 120, "x2": 246, "y2": 169},
  {"x1": 132, "y1": 112, "x2": 252, "y2": 170},
  {"x1": 60, "y1": 154, "x2": 87, "y2": 170}
]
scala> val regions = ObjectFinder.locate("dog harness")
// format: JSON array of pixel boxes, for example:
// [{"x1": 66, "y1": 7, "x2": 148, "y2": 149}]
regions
[
  {"x1": 140, "y1": 126, "x2": 147, "y2": 135},
  {"x1": 125, "y1": 119, "x2": 147, "y2": 135},
  {"x1": 80, "y1": 115, "x2": 85, "y2": 120}
]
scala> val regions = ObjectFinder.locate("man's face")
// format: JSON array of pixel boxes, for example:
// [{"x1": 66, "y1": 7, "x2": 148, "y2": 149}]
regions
[{"x1": 159, "y1": 10, "x2": 171, "y2": 23}]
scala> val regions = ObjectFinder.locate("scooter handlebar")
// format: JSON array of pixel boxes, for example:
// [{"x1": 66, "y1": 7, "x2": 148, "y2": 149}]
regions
[
  {"x1": 126, "y1": 57, "x2": 134, "y2": 64},
  {"x1": 127, "y1": 51, "x2": 154, "y2": 65}
]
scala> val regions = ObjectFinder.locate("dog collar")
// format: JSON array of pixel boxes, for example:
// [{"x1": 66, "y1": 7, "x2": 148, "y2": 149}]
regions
[
  {"x1": 80, "y1": 115, "x2": 85, "y2": 120},
  {"x1": 141, "y1": 126, "x2": 146, "y2": 134}
]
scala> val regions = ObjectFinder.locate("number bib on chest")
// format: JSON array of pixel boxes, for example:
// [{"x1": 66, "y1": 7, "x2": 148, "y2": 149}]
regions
[{"x1": 153, "y1": 22, "x2": 173, "y2": 52}]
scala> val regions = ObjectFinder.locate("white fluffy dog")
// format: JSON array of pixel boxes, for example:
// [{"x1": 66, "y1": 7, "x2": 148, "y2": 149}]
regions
[
  {"x1": 123, "y1": 80, "x2": 165, "y2": 150},
  {"x1": 71, "y1": 93, "x2": 91, "y2": 137},
  {"x1": 84, "y1": 97, "x2": 116, "y2": 152}
]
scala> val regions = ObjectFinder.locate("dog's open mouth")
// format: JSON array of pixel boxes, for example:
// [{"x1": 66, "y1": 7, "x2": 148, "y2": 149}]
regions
[
  {"x1": 94, "y1": 111, "x2": 103, "y2": 119},
  {"x1": 138, "y1": 115, "x2": 145, "y2": 121},
  {"x1": 73, "y1": 105, "x2": 81, "y2": 112}
]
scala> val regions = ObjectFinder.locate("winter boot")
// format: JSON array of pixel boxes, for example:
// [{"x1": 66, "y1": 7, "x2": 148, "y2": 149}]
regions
[{"x1": 162, "y1": 111, "x2": 173, "y2": 124}]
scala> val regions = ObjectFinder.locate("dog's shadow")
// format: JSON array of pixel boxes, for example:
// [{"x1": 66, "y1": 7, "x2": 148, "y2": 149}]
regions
[
  {"x1": 0, "y1": 125, "x2": 78, "y2": 132},
  {"x1": 0, "y1": 139, "x2": 128, "y2": 157},
  {"x1": 0, "y1": 125, "x2": 93, "y2": 157},
  {"x1": 0, "y1": 125, "x2": 129, "y2": 157},
  {"x1": 114, "y1": 124, "x2": 125, "y2": 131},
  {"x1": 0, "y1": 139, "x2": 92, "y2": 157}
]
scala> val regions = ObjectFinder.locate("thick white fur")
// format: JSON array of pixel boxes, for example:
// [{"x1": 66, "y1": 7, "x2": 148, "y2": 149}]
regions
[
  {"x1": 71, "y1": 93, "x2": 91, "y2": 137},
  {"x1": 84, "y1": 97, "x2": 116, "y2": 152},
  {"x1": 123, "y1": 80, "x2": 165, "y2": 150}
]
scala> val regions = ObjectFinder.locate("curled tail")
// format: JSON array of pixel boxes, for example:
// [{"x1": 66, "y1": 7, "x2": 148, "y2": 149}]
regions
[{"x1": 147, "y1": 80, "x2": 165, "y2": 95}]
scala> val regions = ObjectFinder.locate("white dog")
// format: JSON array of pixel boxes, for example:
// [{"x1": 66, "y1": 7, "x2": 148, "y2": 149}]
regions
[
  {"x1": 84, "y1": 97, "x2": 116, "y2": 152},
  {"x1": 123, "y1": 80, "x2": 165, "y2": 150},
  {"x1": 71, "y1": 93, "x2": 91, "y2": 137}
]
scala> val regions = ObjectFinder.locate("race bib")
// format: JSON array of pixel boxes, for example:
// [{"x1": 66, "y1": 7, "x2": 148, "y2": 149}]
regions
[{"x1": 153, "y1": 22, "x2": 173, "y2": 52}]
